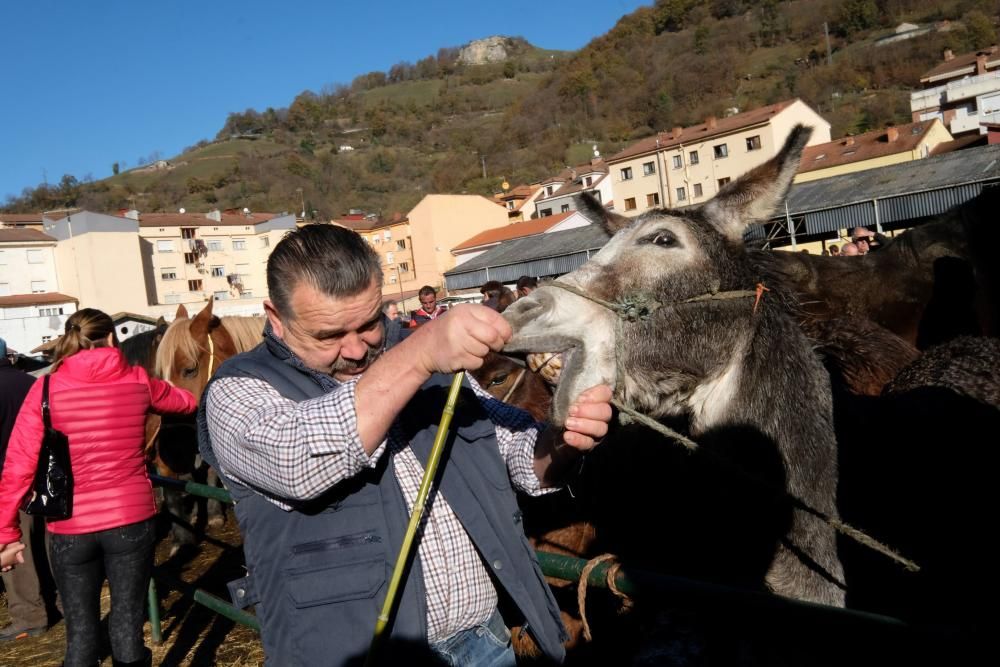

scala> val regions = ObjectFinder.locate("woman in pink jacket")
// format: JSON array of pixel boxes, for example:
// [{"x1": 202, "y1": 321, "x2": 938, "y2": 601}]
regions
[{"x1": 0, "y1": 309, "x2": 197, "y2": 667}]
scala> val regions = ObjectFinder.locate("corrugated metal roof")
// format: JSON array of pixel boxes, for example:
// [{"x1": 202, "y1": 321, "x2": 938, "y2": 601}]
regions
[{"x1": 444, "y1": 224, "x2": 609, "y2": 290}]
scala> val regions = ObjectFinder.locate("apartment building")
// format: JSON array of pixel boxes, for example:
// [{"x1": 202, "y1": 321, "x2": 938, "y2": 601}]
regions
[
  {"x1": 494, "y1": 184, "x2": 544, "y2": 222},
  {"x1": 533, "y1": 157, "x2": 612, "y2": 216},
  {"x1": 796, "y1": 119, "x2": 953, "y2": 183},
  {"x1": 333, "y1": 213, "x2": 419, "y2": 307},
  {"x1": 911, "y1": 46, "x2": 1000, "y2": 135},
  {"x1": 607, "y1": 99, "x2": 831, "y2": 216},
  {"x1": 137, "y1": 209, "x2": 296, "y2": 316},
  {"x1": 0, "y1": 227, "x2": 76, "y2": 353}
]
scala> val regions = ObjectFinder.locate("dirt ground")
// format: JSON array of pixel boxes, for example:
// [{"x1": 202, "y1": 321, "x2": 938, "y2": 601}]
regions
[{"x1": 0, "y1": 512, "x2": 263, "y2": 667}]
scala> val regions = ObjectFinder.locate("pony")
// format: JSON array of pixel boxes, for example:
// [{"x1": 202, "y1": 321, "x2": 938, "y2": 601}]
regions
[
  {"x1": 153, "y1": 300, "x2": 264, "y2": 554},
  {"x1": 504, "y1": 126, "x2": 845, "y2": 609}
]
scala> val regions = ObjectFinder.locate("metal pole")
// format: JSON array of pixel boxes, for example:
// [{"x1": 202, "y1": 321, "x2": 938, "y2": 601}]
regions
[
  {"x1": 873, "y1": 198, "x2": 883, "y2": 233},
  {"x1": 365, "y1": 372, "x2": 465, "y2": 666},
  {"x1": 785, "y1": 201, "x2": 797, "y2": 249},
  {"x1": 147, "y1": 579, "x2": 162, "y2": 645}
]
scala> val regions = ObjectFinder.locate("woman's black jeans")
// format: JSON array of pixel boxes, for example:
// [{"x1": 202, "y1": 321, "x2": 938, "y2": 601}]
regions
[{"x1": 49, "y1": 518, "x2": 156, "y2": 667}]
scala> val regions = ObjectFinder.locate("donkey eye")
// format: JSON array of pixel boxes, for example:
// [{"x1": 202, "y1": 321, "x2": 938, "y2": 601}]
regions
[
  {"x1": 645, "y1": 231, "x2": 678, "y2": 247},
  {"x1": 489, "y1": 373, "x2": 509, "y2": 386}
]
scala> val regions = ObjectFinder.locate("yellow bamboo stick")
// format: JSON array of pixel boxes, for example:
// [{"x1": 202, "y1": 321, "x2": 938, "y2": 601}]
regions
[{"x1": 365, "y1": 371, "x2": 465, "y2": 666}]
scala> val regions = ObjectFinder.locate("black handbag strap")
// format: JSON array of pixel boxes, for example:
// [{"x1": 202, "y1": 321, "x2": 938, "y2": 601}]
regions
[{"x1": 42, "y1": 374, "x2": 52, "y2": 430}]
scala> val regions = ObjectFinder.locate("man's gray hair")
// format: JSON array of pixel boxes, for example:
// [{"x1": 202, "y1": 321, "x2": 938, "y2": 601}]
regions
[{"x1": 268, "y1": 224, "x2": 383, "y2": 321}]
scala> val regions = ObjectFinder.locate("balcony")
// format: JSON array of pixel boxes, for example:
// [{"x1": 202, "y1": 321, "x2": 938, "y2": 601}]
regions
[{"x1": 912, "y1": 70, "x2": 1000, "y2": 112}]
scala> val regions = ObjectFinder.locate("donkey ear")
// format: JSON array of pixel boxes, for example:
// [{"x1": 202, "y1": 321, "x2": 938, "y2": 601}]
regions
[
  {"x1": 576, "y1": 191, "x2": 631, "y2": 235},
  {"x1": 175, "y1": 304, "x2": 189, "y2": 320},
  {"x1": 704, "y1": 124, "x2": 812, "y2": 242}
]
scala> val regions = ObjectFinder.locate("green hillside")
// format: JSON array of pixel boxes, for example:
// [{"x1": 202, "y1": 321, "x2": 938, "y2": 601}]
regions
[{"x1": 5, "y1": 2, "x2": 996, "y2": 217}]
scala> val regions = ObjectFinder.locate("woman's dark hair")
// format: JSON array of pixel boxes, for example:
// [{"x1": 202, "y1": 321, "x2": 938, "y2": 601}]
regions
[
  {"x1": 267, "y1": 224, "x2": 383, "y2": 321},
  {"x1": 51, "y1": 308, "x2": 115, "y2": 371}
]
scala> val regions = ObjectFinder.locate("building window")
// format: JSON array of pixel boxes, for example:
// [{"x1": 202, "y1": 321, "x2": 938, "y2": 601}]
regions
[
  {"x1": 399, "y1": 262, "x2": 410, "y2": 273},
  {"x1": 213, "y1": 291, "x2": 229, "y2": 301},
  {"x1": 676, "y1": 187, "x2": 687, "y2": 202},
  {"x1": 39, "y1": 307, "x2": 64, "y2": 316},
  {"x1": 546, "y1": 185, "x2": 554, "y2": 196},
  {"x1": 718, "y1": 177, "x2": 731, "y2": 189},
  {"x1": 184, "y1": 252, "x2": 197, "y2": 265},
  {"x1": 188, "y1": 279, "x2": 203, "y2": 291},
  {"x1": 646, "y1": 193, "x2": 660, "y2": 207},
  {"x1": 165, "y1": 293, "x2": 181, "y2": 304},
  {"x1": 156, "y1": 239, "x2": 174, "y2": 253},
  {"x1": 561, "y1": 204, "x2": 570, "y2": 212},
  {"x1": 620, "y1": 167, "x2": 633, "y2": 181},
  {"x1": 181, "y1": 227, "x2": 196, "y2": 239},
  {"x1": 161, "y1": 267, "x2": 178, "y2": 280},
  {"x1": 624, "y1": 197, "x2": 637, "y2": 211},
  {"x1": 211, "y1": 266, "x2": 225, "y2": 277},
  {"x1": 396, "y1": 239, "x2": 406, "y2": 250},
  {"x1": 41, "y1": 335, "x2": 52, "y2": 344},
  {"x1": 386, "y1": 252, "x2": 394, "y2": 264},
  {"x1": 693, "y1": 183, "x2": 703, "y2": 197},
  {"x1": 260, "y1": 236, "x2": 270, "y2": 248},
  {"x1": 643, "y1": 161, "x2": 656, "y2": 176},
  {"x1": 383, "y1": 230, "x2": 391, "y2": 241},
  {"x1": 539, "y1": 208, "x2": 552, "y2": 217},
  {"x1": 713, "y1": 144, "x2": 729, "y2": 159},
  {"x1": 241, "y1": 290, "x2": 254, "y2": 299},
  {"x1": 26, "y1": 249, "x2": 44, "y2": 264},
  {"x1": 671, "y1": 155, "x2": 682, "y2": 169},
  {"x1": 593, "y1": 190, "x2": 602, "y2": 202},
  {"x1": 746, "y1": 135, "x2": 762, "y2": 151},
  {"x1": 389, "y1": 274, "x2": 398, "y2": 284},
  {"x1": 31, "y1": 280, "x2": 47, "y2": 293},
  {"x1": 584, "y1": 176, "x2": 593, "y2": 187},
  {"x1": 373, "y1": 236, "x2": 381, "y2": 245},
  {"x1": 232, "y1": 238, "x2": 247, "y2": 251},
  {"x1": 689, "y1": 150, "x2": 700, "y2": 165},
  {"x1": 507, "y1": 201, "x2": 515, "y2": 210},
  {"x1": 207, "y1": 239, "x2": 223, "y2": 252},
  {"x1": 236, "y1": 263, "x2": 251, "y2": 280}
]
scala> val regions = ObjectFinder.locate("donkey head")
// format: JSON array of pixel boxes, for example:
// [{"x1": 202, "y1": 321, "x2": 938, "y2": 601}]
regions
[{"x1": 504, "y1": 125, "x2": 812, "y2": 425}]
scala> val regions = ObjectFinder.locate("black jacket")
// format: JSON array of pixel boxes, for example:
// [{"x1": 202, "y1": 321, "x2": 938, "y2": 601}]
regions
[{"x1": 0, "y1": 358, "x2": 36, "y2": 474}]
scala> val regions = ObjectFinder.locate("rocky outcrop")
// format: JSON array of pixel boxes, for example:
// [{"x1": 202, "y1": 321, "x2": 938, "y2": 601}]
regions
[{"x1": 458, "y1": 36, "x2": 512, "y2": 65}]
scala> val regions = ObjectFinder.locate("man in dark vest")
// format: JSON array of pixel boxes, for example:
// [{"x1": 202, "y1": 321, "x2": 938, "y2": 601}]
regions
[{"x1": 198, "y1": 225, "x2": 612, "y2": 666}]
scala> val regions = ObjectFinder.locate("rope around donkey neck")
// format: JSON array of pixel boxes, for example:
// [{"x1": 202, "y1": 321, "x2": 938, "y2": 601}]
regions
[{"x1": 541, "y1": 280, "x2": 920, "y2": 573}]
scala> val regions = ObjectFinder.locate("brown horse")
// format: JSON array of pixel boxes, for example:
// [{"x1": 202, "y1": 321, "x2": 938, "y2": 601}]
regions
[{"x1": 153, "y1": 300, "x2": 264, "y2": 554}]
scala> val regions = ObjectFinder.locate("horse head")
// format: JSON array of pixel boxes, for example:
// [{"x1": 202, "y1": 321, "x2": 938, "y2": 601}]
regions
[
  {"x1": 155, "y1": 300, "x2": 241, "y2": 400},
  {"x1": 504, "y1": 125, "x2": 813, "y2": 428},
  {"x1": 470, "y1": 353, "x2": 553, "y2": 422}
]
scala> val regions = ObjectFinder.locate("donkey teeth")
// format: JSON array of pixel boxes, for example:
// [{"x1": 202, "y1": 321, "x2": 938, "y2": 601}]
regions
[{"x1": 527, "y1": 352, "x2": 563, "y2": 386}]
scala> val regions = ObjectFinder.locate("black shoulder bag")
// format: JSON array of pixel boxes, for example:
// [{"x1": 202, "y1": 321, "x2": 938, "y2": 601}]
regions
[{"x1": 21, "y1": 375, "x2": 73, "y2": 519}]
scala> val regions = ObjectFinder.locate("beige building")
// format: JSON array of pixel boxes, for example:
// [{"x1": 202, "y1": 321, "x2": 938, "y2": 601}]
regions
[
  {"x1": 137, "y1": 210, "x2": 297, "y2": 317},
  {"x1": 795, "y1": 119, "x2": 953, "y2": 182},
  {"x1": 43, "y1": 211, "x2": 150, "y2": 315},
  {"x1": 334, "y1": 196, "x2": 508, "y2": 309},
  {"x1": 607, "y1": 99, "x2": 832, "y2": 216},
  {"x1": 493, "y1": 185, "x2": 544, "y2": 222}
]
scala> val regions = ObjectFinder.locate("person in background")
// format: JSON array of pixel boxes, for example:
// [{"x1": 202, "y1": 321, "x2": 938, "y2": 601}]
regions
[
  {"x1": 516, "y1": 275, "x2": 538, "y2": 299},
  {"x1": 382, "y1": 300, "x2": 409, "y2": 349},
  {"x1": 828, "y1": 244, "x2": 840, "y2": 257},
  {"x1": 842, "y1": 242, "x2": 860, "y2": 256},
  {"x1": 0, "y1": 337, "x2": 50, "y2": 642},
  {"x1": 408, "y1": 286, "x2": 447, "y2": 328},
  {"x1": 0, "y1": 310, "x2": 198, "y2": 667}
]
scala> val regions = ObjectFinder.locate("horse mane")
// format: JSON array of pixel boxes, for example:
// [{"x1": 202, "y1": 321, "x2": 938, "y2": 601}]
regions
[
  {"x1": 154, "y1": 315, "x2": 264, "y2": 379},
  {"x1": 220, "y1": 316, "x2": 265, "y2": 353}
]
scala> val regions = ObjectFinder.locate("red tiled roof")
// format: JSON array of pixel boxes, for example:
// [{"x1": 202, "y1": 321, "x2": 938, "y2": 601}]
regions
[
  {"x1": 920, "y1": 45, "x2": 1000, "y2": 82},
  {"x1": 608, "y1": 100, "x2": 800, "y2": 163},
  {"x1": 452, "y1": 213, "x2": 572, "y2": 252},
  {"x1": 138, "y1": 212, "x2": 280, "y2": 228},
  {"x1": 0, "y1": 292, "x2": 78, "y2": 307},
  {"x1": 332, "y1": 216, "x2": 407, "y2": 232},
  {"x1": 798, "y1": 121, "x2": 938, "y2": 174},
  {"x1": 0, "y1": 213, "x2": 44, "y2": 224},
  {"x1": 497, "y1": 185, "x2": 539, "y2": 200},
  {"x1": 0, "y1": 228, "x2": 56, "y2": 243}
]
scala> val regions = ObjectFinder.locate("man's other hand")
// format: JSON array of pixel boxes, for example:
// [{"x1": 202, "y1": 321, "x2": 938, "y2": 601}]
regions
[{"x1": 561, "y1": 384, "x2": 613, "y2": 452}]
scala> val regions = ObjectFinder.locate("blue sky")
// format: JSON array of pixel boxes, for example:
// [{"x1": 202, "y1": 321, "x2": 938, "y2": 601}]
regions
[{"x1": 0, "y1": 0, "x2": 650, "y2": 202}]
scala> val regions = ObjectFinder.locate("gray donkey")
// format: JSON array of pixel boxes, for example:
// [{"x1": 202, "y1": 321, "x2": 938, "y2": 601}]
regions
[{"x1": 504, "y1": 125, "x2": 845, "y2": 607}]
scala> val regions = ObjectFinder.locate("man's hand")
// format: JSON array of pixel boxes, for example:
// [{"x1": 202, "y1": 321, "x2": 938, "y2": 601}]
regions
[
  {"x1": 0, "y1": 542, "x2": 26, "y2": 572},
  {"x1": 560, "y1": 384, "x2": 613, "y2": 451},
  {"x1": 410, "y1": 304, "x2": 512, "y2": 374},
  {"x1": 534, "y1": 384, "x2": 614, "y2": 487}
]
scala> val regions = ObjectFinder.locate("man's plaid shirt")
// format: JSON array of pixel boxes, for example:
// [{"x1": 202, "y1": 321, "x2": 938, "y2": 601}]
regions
[{"x1": 205, "y1": 373, "x2": 550, "y2": 642}]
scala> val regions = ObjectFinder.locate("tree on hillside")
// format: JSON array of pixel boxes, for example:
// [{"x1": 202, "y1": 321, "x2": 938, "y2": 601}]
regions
[
  {"x1": 963, "y1": 10, "x2": 997, "y2": 50},
  {"x1": 835, "y1": 0, "x2": 881, "y2": 36}
]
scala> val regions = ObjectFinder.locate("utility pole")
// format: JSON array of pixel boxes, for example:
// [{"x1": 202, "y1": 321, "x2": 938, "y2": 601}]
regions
[
  {"x1": 480, "y1": 155, "x2": 487, "y2": 179},
  {"x1": 824, "y1": 22, "x2": 833, "y2": 66}
]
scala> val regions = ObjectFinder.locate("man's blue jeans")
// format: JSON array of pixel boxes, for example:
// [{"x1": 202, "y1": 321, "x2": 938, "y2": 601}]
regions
[{"x1": 430, "y1": 609, "x2": 517, "y2": 667}]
